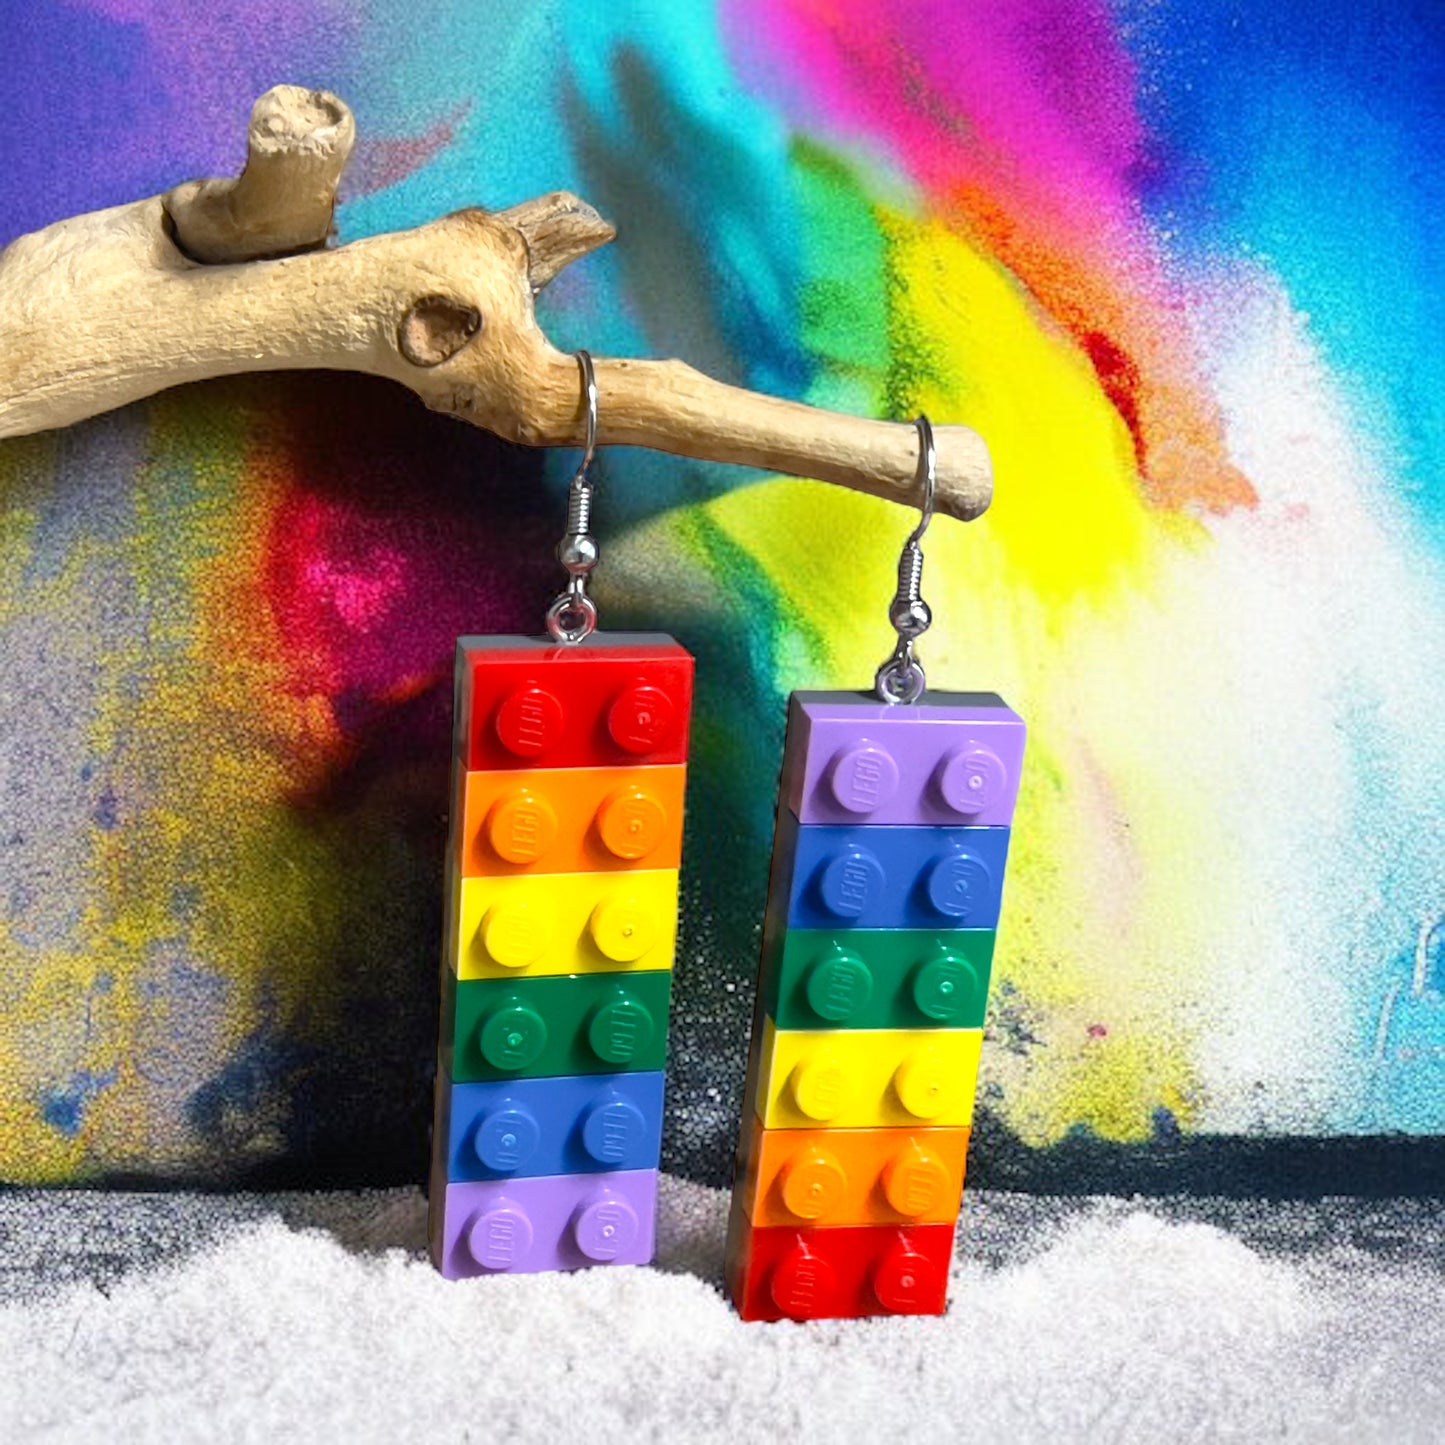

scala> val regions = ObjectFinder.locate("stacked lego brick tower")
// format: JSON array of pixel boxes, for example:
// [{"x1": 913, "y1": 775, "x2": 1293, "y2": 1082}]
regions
[
  {"x1": 726, "y1": 690, "x2": 1025, "y2": 1320},
  {"x1": 429, "y1": 634, "x2": 693, "y2": 1278}
]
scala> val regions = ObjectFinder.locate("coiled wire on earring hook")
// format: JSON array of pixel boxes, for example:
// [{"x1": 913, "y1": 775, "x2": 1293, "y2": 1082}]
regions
[
  {"x1": 545, "y1": 351, "x2": 601, "y2": 644},
  {"x1": 874, "y1": 415, "x2": 936, "y2": 704}
]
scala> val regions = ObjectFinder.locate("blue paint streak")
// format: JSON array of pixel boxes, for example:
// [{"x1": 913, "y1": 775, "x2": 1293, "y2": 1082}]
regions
[
  {"x1": 337, "y1": 0, "x2": 811, "y2": 525},
  {"x1": 0, "y1": 1, "x2": 150, "y2": 241},
  {"x1": 1118, "y1": 0, "x2": 1445, "y2": 534},
  {"x1": 41, "y1": 1066, "x2": 119, "y2": 1137},
  {"x1": 92, "y1": 787, "x2": 119, "y2": 830},
  {"x1": 0, "y1": 2, "x2": 351, "y2": 246}
]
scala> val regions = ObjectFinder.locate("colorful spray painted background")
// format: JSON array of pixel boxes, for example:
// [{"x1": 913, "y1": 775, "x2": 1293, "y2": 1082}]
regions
[{"x1": 1, "y1": 0, "x2": 1442, "y2": 1189}]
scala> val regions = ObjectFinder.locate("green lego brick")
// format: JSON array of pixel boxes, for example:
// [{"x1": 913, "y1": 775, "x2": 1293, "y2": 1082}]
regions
[
  {"x1": 442, "y1": 969, "x2": 672, "y2": 1082},
  {"x1": 760, "y1": 928, "x2": 995, "y2": 1031}
]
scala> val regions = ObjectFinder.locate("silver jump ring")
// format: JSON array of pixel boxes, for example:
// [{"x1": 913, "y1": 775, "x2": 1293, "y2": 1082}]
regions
[
  {"x1": 876, "y1": 650, "x2": 927, "y2": 704},
  {"x1": 874, "y1": 415, "x2": 936, "y2": 704},
  {"x1": 545, "y1": 590, "x2": 598, "y2": 645},
  {"x1": 545, "y1": 351, "x2": 601, "y2": 644}
]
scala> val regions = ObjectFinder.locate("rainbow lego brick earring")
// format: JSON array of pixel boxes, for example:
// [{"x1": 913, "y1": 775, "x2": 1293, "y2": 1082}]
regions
[
  {"x1": 428, "y1": 353, "x2": 694, "y2": 1279},
  {"x1": 724, "y1": 416, "x2": 1026, "y2": 1322}
]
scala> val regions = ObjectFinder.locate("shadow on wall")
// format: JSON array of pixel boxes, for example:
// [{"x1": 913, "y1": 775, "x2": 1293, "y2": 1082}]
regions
[{"x1": 190, "y1": 373, "x2": 563, "y2": 1187}]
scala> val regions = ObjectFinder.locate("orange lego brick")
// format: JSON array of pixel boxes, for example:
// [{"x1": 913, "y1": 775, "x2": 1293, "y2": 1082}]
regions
[
  {"x1": 457, "y1": 765, "x2": 686, "y2": 877},
  {"x1": 735, "y1": 1117, "x2": 969, "y2": 1228}
]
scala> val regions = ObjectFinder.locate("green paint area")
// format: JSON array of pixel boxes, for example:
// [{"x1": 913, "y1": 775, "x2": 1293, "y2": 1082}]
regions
[
  {"x1": 791, "y1": 140, "x2": 891, "y2": 418},
  {"x1": 762, "y1": 929, "x2": 995, "y2": 1032},
  {"x1": 443, "y1": 971, "x2": 673, "y2": 1083}
]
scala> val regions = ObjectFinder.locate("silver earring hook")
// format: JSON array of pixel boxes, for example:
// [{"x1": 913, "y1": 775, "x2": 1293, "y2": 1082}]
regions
[
  {"x1": 874, "y1": 415, "x2": 935, "y2": 704},
  {"x1": 575, "y1": 350, "x2": 599, "y2": 475},
  {"x1": 545, "y1": 351, "x2": 601, "y2": 644}
]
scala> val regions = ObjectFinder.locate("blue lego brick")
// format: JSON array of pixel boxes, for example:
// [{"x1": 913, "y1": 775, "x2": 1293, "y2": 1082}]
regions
[
  {"x1": 437, "y1": 1070, "x2": 666, "y2": 1182},
  {"x1": 769, "y1": 811, "x2": 1011, "y2": 931}
]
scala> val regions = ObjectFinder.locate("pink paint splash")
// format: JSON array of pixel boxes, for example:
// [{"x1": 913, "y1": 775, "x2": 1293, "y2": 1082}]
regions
[
  {"x1": 275, "y1": 495, "x2": 411, "y2": 666},
  {"x1": 346, "y1": 102, "x2": 473, "y2": 197},
  {"x1": 723, "y1": 0, "x2": 1254, "y2": 512},
  {"x1": 250, "y1": 377, "x2": 559, "y2": 769},
  {"x1": 730, "y1": 0, "x2": 1143, "y2": 240}
]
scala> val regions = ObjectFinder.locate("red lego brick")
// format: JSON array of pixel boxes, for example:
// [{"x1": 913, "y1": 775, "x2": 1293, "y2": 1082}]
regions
[
  {"x1": 725, "y1": 1200, "x2": 954, "y2": 1321},
  {"x1": 455, "y1": 634, "x2": 693, "y2": 771}
]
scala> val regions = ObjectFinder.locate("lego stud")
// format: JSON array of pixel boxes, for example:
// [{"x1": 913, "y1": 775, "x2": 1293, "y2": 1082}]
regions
[
  {"x1": 924, "y1": 847, "x2": 991, "y2": 921},
  {"x1": 893, "y1": 1047, "x2": 954, "y2": 1120},
  {"x1": 572, "y1": 1190, "x2": 641, "y2": 1261},
  {"x1": 770, "y1": 1240, "x2": 841, "y2": 1320},
  {"x1": 871, "y1": 1238, "x2": 942, "y2": 1314},
  {"x1": 478, "y1": 1000, "x2": 549, "y2": 1071},
  {"x1": 910, "y1": 952, "x2": 978, "y2": 1023},
  {"x1": 596, "y1": 784, "x2": 669, "y2": 860},
  {"x1": 581, "y1": 1095, "x2": 647, "y2": 1166},
  {"x1": 587, "y1": 993, "x2": 656, "y2": 1065},
  {"x1": 777, "y1": 1145, "x2": 848, "y2": 1222},
  {"x1": 589, "y1": 894, "x2": 659, "y2": 963},
  {"x1": 494, "y1": 684, "x2": 565, "y2": 758},
  {"x1": 607, "y1": 682, "x2": 676, "y2": 754},
  {"x1": 816, "y1": 846, "x2": 886, "y2": 919},
  {"x1": 827, "y1": 742, "x2": 900, "y2": 815},
  {"x1": 480, "y1": 898, "x2": 553, "y2": 969},
  {"x1": 487, "y1": 788, "x2": 559, "y2": 864},
  {"x1": 789, "y1": 1051, "x2": 851, "y2": 1122},
  {"x1": 465, "y1": 1199, "x2": 534, "y2": 1271},
  {"x1": 881, "y1": 1140, "x2": 951, "y2": 1218},
  {"x1": 803, "y1": 949, "x2": 874, "y2": 1023},
  {"x1": 473, "y1": 1104, "x2": 542, "y2": 1173},
  {"x1": 937, "y1": 746, "x2": 1008, "y2": 817}
]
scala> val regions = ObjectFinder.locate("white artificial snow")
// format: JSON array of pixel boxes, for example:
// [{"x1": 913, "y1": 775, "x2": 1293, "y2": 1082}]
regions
[
  {"x1": 1056, "y1": 260, "x2": 1445, "y2": 1136},
  {"x1": 1, "y1": 1179, "x2": 1441, "y2": 1444},
  {"x1": 1184, "y1": 268, "x2": 1445, "y2": 1131}
]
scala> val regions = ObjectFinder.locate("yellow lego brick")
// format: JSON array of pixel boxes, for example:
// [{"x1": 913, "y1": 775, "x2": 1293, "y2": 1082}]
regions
[
  {"x1": 453, "y1": 869, "x2": 679, "y2": 980},
  {"x1": 751, "y1": 1017, "x2": 982, "y2": 1130}
]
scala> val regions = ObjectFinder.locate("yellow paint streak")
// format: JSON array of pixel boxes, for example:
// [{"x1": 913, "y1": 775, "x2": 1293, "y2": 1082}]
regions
[
  {"x1": 0, "y1": 389, "x2": 353, "y2": 1180},
  {"x1": 881, "y1": 206, "x2": 1203, "y2": 599},
  {"x1": 0, "y1": 922, "x2": 92, "y2": 1182},
  {"x1": 0, "y1": 432, "x2": 102, "y2": 1181},
  {"x1": 72, "y1": 390, "x2": 348, "y2": 1176},
  {"x1": 993, "y1": 1022, "x2": 1200, "y2": 1144},
  {"x1": 700, "y1": 213, "x2": 1226, "y2": 1144},
  {"x1": 0, "y1": 433, "x2": 54, "y2": 624}
]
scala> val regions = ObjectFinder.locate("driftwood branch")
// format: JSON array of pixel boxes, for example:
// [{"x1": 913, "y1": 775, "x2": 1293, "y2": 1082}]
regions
[
  {"x1": 164, "y1": 87, "x2": 356, "y2": 263},
  {"x1": 0, "y1": 85, "x2": 991, "y2": 520}
]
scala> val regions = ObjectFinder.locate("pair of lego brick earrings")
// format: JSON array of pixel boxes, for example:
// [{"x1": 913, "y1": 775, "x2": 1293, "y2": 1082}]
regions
[{"x1": 428, "y1": 352, "x2": 1026, "y2": 1322}]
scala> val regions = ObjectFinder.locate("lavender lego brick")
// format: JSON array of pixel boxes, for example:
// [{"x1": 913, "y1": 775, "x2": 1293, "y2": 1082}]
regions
[
  {"x1": 767, "y1": 811, "x2": 1011, "y2": 932},
  {"x1": 780, "y1": 690, "x2": 1026, "y2": 827},
  {"x1": 429, "y1": 1166, "x2": 658, "y2": 1278},
  {"x1": 437, "y1": 1070, "x2": 665, "y2": 1182}
]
